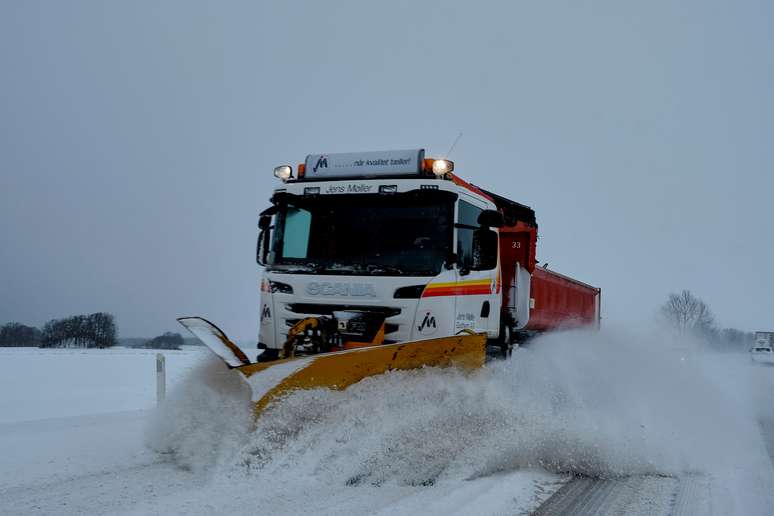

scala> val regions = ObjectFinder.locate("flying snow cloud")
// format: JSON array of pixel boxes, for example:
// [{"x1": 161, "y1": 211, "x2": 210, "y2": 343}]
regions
[{"x1": 148, "y1": 327, "x2": 774, "y2": 502}]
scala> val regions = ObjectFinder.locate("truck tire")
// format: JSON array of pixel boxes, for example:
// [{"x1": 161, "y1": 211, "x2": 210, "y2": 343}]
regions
[
  {"x1": 486, "y1": 321, "x2": 513, "y2": 359},
  {"x1": 499, "y1": 323, "x2": 513, "y2": 358}
]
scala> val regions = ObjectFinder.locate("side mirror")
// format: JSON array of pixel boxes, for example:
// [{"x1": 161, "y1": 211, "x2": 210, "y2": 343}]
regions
[
  {"x1": 257, "y1": 213, "x2": 274, "y2": 265},
  {"x1": 256, "y1": 228, "x2": 270, "y2": 265},
  {"x1": 477, "y1": 209, "x2": 504, "y2": 228},
  {"x1": 472, "y1": 228, "x2": 498, "y2": 270}
]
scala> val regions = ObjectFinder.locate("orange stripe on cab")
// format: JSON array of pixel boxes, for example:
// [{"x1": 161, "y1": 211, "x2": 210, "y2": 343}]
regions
[{"x1": 422, "y1": 280, "x2": 492, "y2": 298}]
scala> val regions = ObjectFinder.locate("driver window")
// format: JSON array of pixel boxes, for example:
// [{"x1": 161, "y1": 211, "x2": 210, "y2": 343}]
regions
[
  {"x1": 457, "y1": 200, "x2": 482, "y2": 270},
  {"x1": 283, "y1": 207, "x2": 312, "y2": 258}
]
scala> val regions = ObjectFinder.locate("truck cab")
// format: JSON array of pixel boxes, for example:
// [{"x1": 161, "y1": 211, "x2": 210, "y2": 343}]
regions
[{"x1": 256, "y1": 149, "x2": 513, "y2": 357}]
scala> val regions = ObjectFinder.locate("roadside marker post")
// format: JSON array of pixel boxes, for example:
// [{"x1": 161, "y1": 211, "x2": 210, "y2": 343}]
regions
[{"x1": 156, "y1": 353, "x2": 166, "y2": 404}]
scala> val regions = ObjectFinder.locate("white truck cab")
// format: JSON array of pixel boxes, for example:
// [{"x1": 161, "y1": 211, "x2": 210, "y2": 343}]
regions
[{"x1": 255, "y1": 149, "x2": 505, "y2": 359}]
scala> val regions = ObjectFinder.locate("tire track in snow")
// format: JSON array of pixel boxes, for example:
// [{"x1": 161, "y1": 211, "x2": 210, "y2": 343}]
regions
[
  {"x1": 532, "y1": 411, "x2": 774, "y2": 515},
  {"x1": 0, "y1": 461, "x2": 204, "y2": 516},
  {"x1": 530, "y1": 475, "x2": 714, "y2": 516},
  {"x1": 759, "y1": 418, "x2": 774, "y2": 467}
]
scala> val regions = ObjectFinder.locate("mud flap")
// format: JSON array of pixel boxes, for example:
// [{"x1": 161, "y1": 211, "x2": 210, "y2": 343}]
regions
[{"x1": 178, "y1": 316, "x2": 487, "y2": 418}]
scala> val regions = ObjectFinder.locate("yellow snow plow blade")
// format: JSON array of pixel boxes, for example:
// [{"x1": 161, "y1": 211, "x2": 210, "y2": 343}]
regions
[{"x1": 178, "y1": 317, "x2": 486, "y2": 418}]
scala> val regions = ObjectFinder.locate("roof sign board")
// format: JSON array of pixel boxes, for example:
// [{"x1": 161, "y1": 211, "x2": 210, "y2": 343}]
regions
[{"x1": 304, "y1": 149, "x2": 425, "y2": 180}]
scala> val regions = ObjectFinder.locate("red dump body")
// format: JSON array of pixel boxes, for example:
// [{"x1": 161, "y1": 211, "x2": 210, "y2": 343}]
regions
[
  {"x1": 525, "y1": 267, "x2": 600, "y2": 331},
  {"x1": 471, "y1": 185, "x2": 601, "y2": 335},
  {"x1": 485, "y1": 188, "x2": 600, "y2": 334}
]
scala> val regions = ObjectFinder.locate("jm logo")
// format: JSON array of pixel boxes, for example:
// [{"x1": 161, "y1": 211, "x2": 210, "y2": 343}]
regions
[
  {"x1": 313, "y1": 155, "x2": 328, "y2": 172},
  {"x1": 261, "y1": 304, "x2": 271, "y2": 320},
  {"x1": 418, "y1": 312, "x2": 437, "y2": 334}
]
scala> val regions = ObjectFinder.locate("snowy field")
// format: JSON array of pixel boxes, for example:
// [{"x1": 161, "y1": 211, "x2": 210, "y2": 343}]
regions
[
  {"x1": 1, "y1": 330, "x2": 773, "y2": 515},
  {"x1": 0, "y1": 346, "x2": 205, "y2": 423}
]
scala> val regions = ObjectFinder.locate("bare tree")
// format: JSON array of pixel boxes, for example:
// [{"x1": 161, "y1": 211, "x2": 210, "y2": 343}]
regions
[{"x1": 660, "y1": 290, "x2": 715, "y2": 335}]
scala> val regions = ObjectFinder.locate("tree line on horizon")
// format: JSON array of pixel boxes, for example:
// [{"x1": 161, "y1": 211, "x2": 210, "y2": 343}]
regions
[
  {"x1": 136, "y1": 331, "x2": 183, "y2": 350},
  {"x1": 39, "y1": 313, "x2": 117, "y2": 348},
  {"x1": 0, "y1": 313, "x2": 118, "y2": 348},
  {"x1": 0, "y1": 314, "x2": 186, "y2": 350},
  {"x1": 0, "y1": 322, "x2": 42, "y2": 347}
]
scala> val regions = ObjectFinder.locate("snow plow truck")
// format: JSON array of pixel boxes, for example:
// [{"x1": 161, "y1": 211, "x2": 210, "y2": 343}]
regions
[{"x1": 179, "y1": 149, "x2": 601, "y2": 417}]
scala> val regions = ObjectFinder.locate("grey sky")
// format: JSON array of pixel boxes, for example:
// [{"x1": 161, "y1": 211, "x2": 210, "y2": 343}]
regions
[{"x1": 1, "y1": 1, "x2": 772, "y2": 338}]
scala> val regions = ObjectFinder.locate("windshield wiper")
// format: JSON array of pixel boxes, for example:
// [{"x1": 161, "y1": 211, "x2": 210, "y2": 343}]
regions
[
  {"x1": 269, "y1": 262, "x2": 322, "y2": 274},
  {"x1": 365, "y1": 264, "x2": 404, "y2": 275},
  {"x1": 274, "y1": 262, "x2": 435, "y2": 276}
]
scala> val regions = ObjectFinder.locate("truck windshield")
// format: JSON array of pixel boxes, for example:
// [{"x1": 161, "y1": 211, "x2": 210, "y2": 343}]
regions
[{"x1": 267, "y1": 190, "x2": 455, "y2": 276}]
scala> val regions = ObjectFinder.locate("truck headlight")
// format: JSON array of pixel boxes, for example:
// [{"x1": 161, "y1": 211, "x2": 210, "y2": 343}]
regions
[
  {"x1": 273, "y1": 165, "x2": 293, "y2": 182},
  {"x1": 432, "y1": 159, "x2": 454, "y2": 176}
]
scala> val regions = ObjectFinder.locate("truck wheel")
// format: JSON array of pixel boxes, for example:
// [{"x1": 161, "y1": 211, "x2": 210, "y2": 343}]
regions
[
  {"x1": 502, "y1": 324, "x2": 513, "y2": 357},
  {"x1": 485, "y1": 322, "x2": 513, "y2": 360},
  {"x1": 499, "y1": 323, "x2": 513, "y2": 358}
]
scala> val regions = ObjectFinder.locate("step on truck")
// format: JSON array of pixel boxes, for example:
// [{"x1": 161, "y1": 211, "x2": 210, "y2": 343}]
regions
[{"x1": 179, "y1": 148, "x2": 601, "y2": 418}]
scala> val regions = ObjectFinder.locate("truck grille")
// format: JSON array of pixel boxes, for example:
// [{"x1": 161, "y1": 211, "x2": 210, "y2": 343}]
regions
[
  {"x1": 287, "y1": 303, "x2": 400, "y2": 318},
  {"x1": 281, "y1": 303, "x2": 405, "y2": 343}
]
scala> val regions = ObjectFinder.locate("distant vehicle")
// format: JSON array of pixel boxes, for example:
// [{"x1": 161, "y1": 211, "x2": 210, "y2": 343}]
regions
[
  {"x1": 750, "y1": 345, "x2": 774, "y2": 364},
  {"x1": 751, "y1": 332, "x2": 774, "y2": 363}
]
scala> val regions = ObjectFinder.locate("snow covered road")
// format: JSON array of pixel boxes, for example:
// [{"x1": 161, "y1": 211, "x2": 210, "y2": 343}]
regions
[
  {"x1": 530, "y1": 360, "x2": 774, "y2": 516},
  {"x1": 0, "y1": 347, "x2": 563, "y2": 515},
  {"x1": 0, "y1": 410, "x2": 561, "y2": 515},
  {"x1": 2, "y1": 410, "x2": 771, "y2": 515},
  {"x1": 2, "y1": 330, "x2": 773, "y2": 515},
  {"x1": 0, "y1": 411, "x2": 206, "y2": 515},
  {"x1": 0, "y1": 347, "x2": 208, "y2": 514},
  {"x1": 531, "y1": 475, "x2": 712, "y2": 515}
]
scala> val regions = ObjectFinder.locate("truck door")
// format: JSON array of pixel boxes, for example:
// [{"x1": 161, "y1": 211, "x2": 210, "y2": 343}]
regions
[
  {"x1": 454, "y1": 197, "x2": 499, "y2": 337},
  {"x1": 499, "y1": 231, "x2": 532, "y2": 328}
]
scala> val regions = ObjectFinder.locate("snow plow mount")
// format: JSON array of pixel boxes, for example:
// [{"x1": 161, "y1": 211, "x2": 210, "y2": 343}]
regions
[{"x1": 282, "y1": 311, "x2": 388, "y2": 358}]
